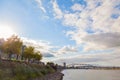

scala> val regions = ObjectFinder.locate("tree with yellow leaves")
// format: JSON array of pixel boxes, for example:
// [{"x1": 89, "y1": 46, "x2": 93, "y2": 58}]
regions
[
  {"x1": 3, "y1": 35, "x2": 23, "y2": 60},
  {"x1": 23, "y1": 46, "x2": 42, "y2": 62}
]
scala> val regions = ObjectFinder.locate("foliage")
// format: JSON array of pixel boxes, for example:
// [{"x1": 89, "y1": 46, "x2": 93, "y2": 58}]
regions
[
  {"x1": 23, "y1": 46, "x2": 34, "y2": 60},
  {"x1": 0, "y1": 35, "x2": 42, "y2": 61},
  {"x1": 23, "y1": 46, "x2": 42, "y2": 62},
  {"x1": 34, "y1": 51, "x2": 42, "y2": 61},
  {"x1": 0, "y1": 38, "x2": 5, "y2": 52},
  {"x1": 47, "y1": 62, "x2": 55, "y2": 66},
  {"x1": 0, "y1": 60, "x2": 55, "y2": 80},
  {"x1": 2, "y1": 35, "x2": 23, "y2": 59}
]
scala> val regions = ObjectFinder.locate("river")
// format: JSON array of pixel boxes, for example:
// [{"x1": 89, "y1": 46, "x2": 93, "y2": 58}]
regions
[{"x1": 62, "y1": 69, "x2": 120, "y2": 80}]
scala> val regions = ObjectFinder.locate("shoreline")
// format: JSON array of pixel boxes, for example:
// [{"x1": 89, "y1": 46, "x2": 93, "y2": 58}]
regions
[
  {"x1": 0, "y1": 59, "x2": 64, "y2": 80},
  {"x1": 34, "y1": 71, "x2": 64, "y2": 80}
]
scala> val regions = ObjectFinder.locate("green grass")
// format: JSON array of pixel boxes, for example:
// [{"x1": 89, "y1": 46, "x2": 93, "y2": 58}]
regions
[{"x1": 0, "y1": 60, "x2": 55, "y2": 80}]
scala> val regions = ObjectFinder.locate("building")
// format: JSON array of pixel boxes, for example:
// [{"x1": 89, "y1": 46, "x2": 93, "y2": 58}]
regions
[{"x1": 63, "y1": 62, "x2": 66, "y2": 68}]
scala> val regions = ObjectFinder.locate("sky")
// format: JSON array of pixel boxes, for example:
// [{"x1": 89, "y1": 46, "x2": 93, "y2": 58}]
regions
[{"x1": 0, "y1": 0, "x2": 120, "y2": 66}]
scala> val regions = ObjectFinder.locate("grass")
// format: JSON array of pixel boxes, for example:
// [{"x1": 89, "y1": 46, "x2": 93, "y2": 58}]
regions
[{"x1": 0, "y1": 60, "x2": 55, "y2": 80}]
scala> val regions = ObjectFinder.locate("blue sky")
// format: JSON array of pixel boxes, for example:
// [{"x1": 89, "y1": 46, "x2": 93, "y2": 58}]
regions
[
  {"x1": 0, "y1": 0, "x2": 120, "y2": 66},
  {"x1": 0, "y1": 0, "x2": 75, "y2": 46}
]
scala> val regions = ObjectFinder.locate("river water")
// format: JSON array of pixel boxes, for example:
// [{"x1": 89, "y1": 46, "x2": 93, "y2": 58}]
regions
[{"x1": 62, "y1": 69, "x2": 120, "y2": 80}]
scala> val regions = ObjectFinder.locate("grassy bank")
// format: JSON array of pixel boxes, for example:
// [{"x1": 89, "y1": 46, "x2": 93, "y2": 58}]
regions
[{"x1": 0, "y1": 60, "x2": 55, "y2": 80}]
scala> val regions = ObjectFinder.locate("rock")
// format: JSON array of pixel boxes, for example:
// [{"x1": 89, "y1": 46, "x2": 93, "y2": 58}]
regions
[{"x1": 35, "y1": 72, "x2": 64, "y2": 80}]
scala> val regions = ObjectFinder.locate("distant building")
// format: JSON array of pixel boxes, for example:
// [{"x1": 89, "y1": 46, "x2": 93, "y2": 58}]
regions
[{"x1": 63, "y1": 62, "x2": 66, "y2": 68}]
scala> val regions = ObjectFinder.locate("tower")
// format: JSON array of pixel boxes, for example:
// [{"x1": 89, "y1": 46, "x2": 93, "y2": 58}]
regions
[{"x1": 63, "y1": 62, "x2": 66, "y2": 68}]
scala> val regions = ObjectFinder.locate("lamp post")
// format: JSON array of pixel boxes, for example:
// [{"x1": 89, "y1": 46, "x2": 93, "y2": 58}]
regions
[{"x1": 21, "y1": 45, "x2": 26, "y2": 60}]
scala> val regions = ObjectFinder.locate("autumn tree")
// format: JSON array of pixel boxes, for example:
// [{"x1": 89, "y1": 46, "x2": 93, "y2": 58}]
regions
[
  {"x1": 33, "y1": 51, "x2": 42, "y2": 61},
  {"x1": 23, "y1": 46, "x2": 34, "y2": 61},
  {"x1": 0, "y1": 35, "x2": 43, "y2": 62},
  {"x1": 3, "y1": 35, "x2": 23, "y2": 60},
  {"x1": 23, "y1": 46, "x2": 42, "y2": 62}
]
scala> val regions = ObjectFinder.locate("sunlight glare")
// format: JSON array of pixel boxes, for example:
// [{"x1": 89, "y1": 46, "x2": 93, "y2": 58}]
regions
[{"x1": 0, "y1": 25, "x2": 16, "y2": 39}]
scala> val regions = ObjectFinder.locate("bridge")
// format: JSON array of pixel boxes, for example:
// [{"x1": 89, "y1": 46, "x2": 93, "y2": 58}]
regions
[
  {"x1": 61, "y1": 63, "x2": 120, "y2": 69},
  {"x1": 65, "y1": 63, "x2": 99, "y2": 69}
]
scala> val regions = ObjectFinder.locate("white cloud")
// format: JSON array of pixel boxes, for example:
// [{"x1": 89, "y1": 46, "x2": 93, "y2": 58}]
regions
[
  {"x1": 52, "y1": 0, "x2": 63, "y2": 19},
  {"x1": 21, "y1": 37, "x2": 54, "y2": 55},
  {"x1": 89, "y1": 0, "x2": 120, "y2": 33},
  {"x1": 35, "y1": 0, "x2": 46, "y2": 13},
  {"x1": 53, "y1": 0, "x2": 120, "y2": 50},
  {"x1": 57, "y1": 45, "x2": 78, "y2": 54},
  {"x1": 85, "y1": 0, "x2": 102, "y2": 9},
  {"x1": 51, "y1": 0, "x2": 120, "y2": 65},
  {"x1": 71, "y1": 3, "x2": 84, "y2": 11},
  {"x1": 63, "y1": 13, "x2": 80, "y2": 27},
  {"x1": 54, "y1": 51, "x2": 120, "y2": 66}
]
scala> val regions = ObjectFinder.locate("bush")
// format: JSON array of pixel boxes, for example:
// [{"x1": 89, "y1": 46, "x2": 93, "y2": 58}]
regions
[{"x1": 0, "y1": 60, "x2": 55, "y2": 80}]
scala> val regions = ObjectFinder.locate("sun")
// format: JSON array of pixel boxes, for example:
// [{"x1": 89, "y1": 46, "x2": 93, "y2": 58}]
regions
[{"x1": 0, "y1": 25, "x2": 16, "y2": 39}]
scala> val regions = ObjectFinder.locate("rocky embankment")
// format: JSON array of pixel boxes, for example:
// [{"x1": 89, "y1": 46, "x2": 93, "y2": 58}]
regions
[
  {"x1": 0, "y1": 59, "x2": 64, "y2": 80},
  {"x1": 35, "y1": 71, "x2": 64, "y2": 80}
]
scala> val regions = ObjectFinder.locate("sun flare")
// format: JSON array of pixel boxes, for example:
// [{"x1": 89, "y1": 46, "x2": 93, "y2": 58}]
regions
[{"x1": 0, "y1": 25, "x2": 16, "y2": 39}]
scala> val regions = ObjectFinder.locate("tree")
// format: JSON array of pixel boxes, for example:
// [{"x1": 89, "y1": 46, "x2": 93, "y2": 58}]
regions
[
  {"x1": 0, "y1": 35, "x2": 43, "y2": 62},
  {"x1": 23, "y1": 46, "x2": 42, "y2": 62},
  {"x1": 33, "y1": 51, "x2": 42, "y2": 61},
  {"x1": 0, "y1": 38, "x2": 5, "y2": 53},
  {"x1": 23, "y1": 46, "x2": 34, "y2": 61},
  {"x1": 46, "y1": 62, "x2": 57, "y2": 71},
  {"x1": 0, "y1": 38, "x2": 5, "y2": 60},
  {"x1": 3, "y1": 35, "x2": 23, "y2": 60}
]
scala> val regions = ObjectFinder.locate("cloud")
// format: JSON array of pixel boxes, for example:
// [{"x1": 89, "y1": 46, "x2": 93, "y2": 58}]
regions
[
  {"x1": 35, "y1": 0, "x2": 46, "y2": 13},
  {"x1": 54, "y1": 50, "x2": 120, "y2": 66},
  {"x1": 52, "y1": 0, "x2": 120, "y2": 51},
  {"x1": 42, "y1": 53, "x2": 54, "y2": 57},
  {"x1": 71, "y1": 3, "x2": 84, "y2": 11},
  {"x1": 28, "y1": 0, "x2": 120, "y2": 65},
  {"x1": 63, "y1": 13, "x2": 80, "y2": 27},
  {"x1": 83, "y1": 32, "x2": 120, "y2": 48},
  {"x1": 57, "y1": 45, "x2": 78, "y2": 54},
  {"x1": 52, "y1": 0, "x2": 63, "y2": 19},
  {"x1": 51, "y1": 0, "x2": 120, "y2": 65},
  {"x1": 21, "y1": 37, "x2": 79, "y2": 61},
  {"x1": 21, "y1": 37, "x2": 53, "y2": 54}
]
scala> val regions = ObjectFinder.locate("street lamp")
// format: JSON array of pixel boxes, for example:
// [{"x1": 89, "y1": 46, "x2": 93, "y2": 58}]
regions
[{"x1": 21, "y1": 45, "x2": 26, "y2": 60}]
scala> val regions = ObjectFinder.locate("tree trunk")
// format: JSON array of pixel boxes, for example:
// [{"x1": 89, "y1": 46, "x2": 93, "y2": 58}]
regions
[
  {"x1": 8, "y1": 54, "x2": 12, "y2": 60},
  {"x1": 0, "y1": 54, "x2": 1, "y2": 62},
  {"x1": 16, "y1": 54, "x2": 19, "y2": 60}
]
